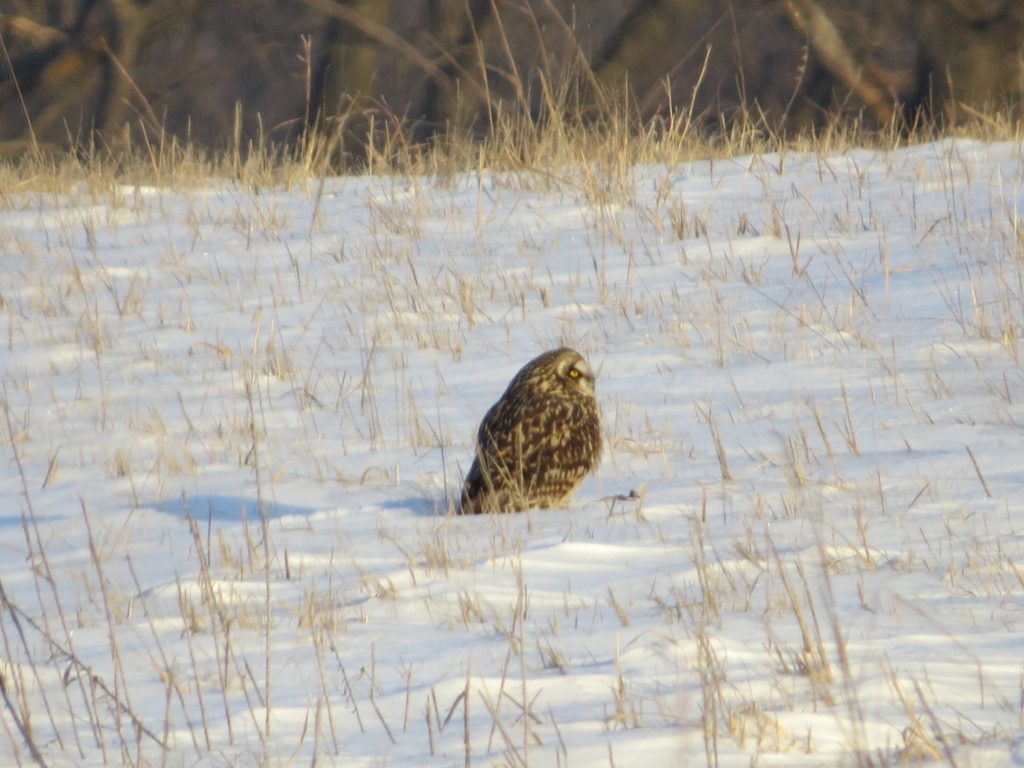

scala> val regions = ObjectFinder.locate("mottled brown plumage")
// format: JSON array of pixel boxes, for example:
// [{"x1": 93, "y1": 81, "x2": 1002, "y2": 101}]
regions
[{"x1": 460, "y1": 348, "x2": 602, "y2": 514}]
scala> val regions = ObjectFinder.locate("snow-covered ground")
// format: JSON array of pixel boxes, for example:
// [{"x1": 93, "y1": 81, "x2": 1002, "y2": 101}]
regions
[{"x1": 2, "y1": 139, "x2": 1023, "y2": 766}]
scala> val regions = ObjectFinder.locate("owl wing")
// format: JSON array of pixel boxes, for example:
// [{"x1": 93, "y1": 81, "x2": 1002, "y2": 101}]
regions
[{"x1": 462, "y1": 395, "x2": 599, "y2": 512}]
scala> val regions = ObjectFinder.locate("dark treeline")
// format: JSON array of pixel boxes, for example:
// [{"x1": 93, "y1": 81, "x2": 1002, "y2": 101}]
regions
[{"x1": 1, "y1": 1, "x2": 1021, "y2": 160}]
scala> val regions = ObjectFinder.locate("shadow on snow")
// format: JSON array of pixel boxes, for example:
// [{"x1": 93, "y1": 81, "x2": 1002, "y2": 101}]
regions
[
  {"x1": 148, "y1": 492, "x2": 445, "y2": 522},
  {"x1": 149, "y1": 494, "x2": 315, "y2": 523}
]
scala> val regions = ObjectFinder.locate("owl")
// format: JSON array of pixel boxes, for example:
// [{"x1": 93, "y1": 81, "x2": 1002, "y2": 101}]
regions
[{"x1": 459, "y1": 347, "x2": 602, "y2": 514}]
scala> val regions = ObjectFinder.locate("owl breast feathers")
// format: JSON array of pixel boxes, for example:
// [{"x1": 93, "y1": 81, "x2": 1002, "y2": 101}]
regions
[{"x1": 459, "y1": 347, "x2": 602, "y2": 514}]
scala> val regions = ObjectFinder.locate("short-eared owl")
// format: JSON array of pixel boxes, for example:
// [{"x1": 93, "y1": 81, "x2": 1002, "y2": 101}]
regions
[{"x1": 460, "y1": 347, "x2": 601, "y2": 514}]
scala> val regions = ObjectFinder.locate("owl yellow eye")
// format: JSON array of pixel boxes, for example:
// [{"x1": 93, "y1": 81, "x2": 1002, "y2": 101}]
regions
[{"x1": 568, "y1": 368, "x2": 580, "y2": 379}]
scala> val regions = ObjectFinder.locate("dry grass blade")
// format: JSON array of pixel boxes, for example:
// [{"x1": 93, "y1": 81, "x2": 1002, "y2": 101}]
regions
[
  {"x1": 1, "y1": 581, "x2": 168, "y2": 753},
  {"x1": 695, "y1": 402, "x2": 732, "y2": 481}
]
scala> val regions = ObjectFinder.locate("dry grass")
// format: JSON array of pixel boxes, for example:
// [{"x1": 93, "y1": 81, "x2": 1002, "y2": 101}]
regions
[{"x1": 1, "y1": 76, "x2": 1021, "y2": 197}]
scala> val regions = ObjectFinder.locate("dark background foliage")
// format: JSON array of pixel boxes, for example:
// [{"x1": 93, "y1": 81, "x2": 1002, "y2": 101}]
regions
[{"x1": 1, "y1": 1, "x2": 1021, "y2": 159}]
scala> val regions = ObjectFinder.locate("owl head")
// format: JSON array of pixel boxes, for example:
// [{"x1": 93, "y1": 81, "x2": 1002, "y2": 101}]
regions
[{"x1": 512, "y1": 347, "x2": 596, "y2": 399}]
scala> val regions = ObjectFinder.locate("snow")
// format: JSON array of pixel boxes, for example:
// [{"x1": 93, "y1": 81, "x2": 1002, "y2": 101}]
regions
[{"x1": 2, "y1": 138, "x2": 1024, "y2": 766}]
